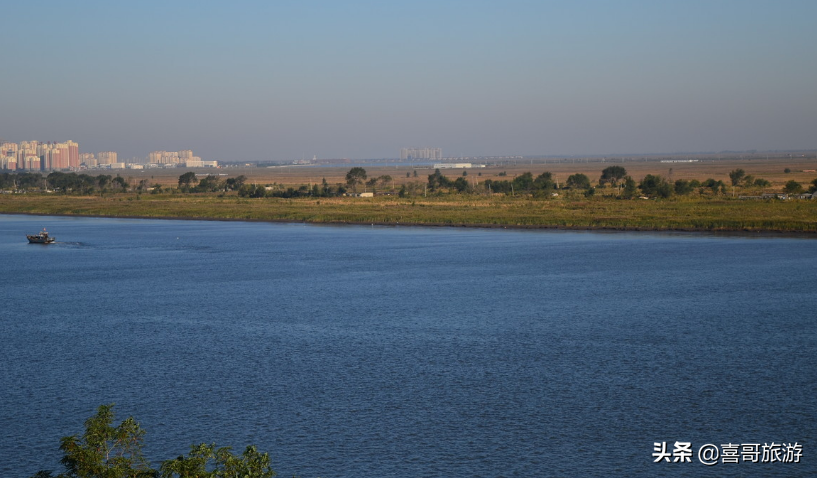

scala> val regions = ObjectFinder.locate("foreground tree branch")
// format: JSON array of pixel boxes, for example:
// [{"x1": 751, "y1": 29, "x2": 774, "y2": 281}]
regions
[{"x1": 30, "y1": 405, "x2": 276, "y2": 478}]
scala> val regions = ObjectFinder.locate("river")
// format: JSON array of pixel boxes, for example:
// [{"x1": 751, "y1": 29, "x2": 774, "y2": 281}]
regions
[{"x1": 1, "y1": 214, "x2": 814, "y2": 477}]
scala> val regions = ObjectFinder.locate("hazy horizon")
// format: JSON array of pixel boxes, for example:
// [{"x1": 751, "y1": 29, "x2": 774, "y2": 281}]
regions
[{"x1": 2, "y1": 1, "x2": 816, "y2": 162}]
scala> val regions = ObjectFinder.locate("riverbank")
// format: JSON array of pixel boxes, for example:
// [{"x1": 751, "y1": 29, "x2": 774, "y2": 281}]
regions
[{"x1": 1, "y1": 193, "x2": 815, "y2": 233}]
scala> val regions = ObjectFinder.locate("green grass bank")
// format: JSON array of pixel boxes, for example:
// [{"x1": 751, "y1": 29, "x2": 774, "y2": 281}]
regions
[{"x1": 1, "y1": 193, "x2": 816, "y2": 233}]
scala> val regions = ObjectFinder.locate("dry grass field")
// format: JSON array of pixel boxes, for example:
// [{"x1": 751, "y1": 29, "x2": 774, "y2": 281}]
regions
[{"x1": 126, "y1": 154, "x2": 817, "y2": 192}]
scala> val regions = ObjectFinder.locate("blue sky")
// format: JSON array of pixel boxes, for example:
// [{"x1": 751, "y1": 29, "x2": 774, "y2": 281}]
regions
[{"x1": 2, "y1": 1, "x2": 815, "y2": 161}]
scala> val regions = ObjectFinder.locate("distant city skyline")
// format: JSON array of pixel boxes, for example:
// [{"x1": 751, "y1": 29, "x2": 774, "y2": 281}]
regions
[
  {"x1": 2, "y1": 1, "x2": 815, "y2": 162},
  {"x1": 1, "y1": 139, "x2": 220, "y2": 171},
  {"x1": 2, "y1": 134, "x2": 814, "y2": 172}
]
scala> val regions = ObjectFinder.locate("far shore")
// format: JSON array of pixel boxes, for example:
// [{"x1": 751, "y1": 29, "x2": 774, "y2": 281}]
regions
[
  {"x1": 3, "y1": 156, "x2": 816, "y2": 234},
  {"x1": 2, "y1": 193, "x2": 815, "y2": 235},
  {"x1": 2, "y1": 209, "x2": 815, "y2": 237}
]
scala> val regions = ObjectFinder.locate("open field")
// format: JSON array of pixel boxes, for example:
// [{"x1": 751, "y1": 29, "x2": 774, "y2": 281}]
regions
[
  {"x1": 2, "y1": 193, "x2": 815, "y2": 233},
  {"x1": 122, "y1": 155, "x2": 817, "y2": 192}
]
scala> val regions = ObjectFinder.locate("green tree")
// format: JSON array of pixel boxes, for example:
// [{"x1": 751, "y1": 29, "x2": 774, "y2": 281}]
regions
[
  {"x1": 529, "y1": 172, "x2": 555, "y2": 198},
  {"x1": 46, "y1": 172, "x2": 68, "y2": 192},
  {"x1": 377, "y1": 175, "x2": 392, "y2": 188},
  {"x1": 160, "y1": 444, "x2": 275, "y2": 478},
  {"x1": 753, "y1": 178, "x2": 771, "y2": 187},
  {"x1": 621, "y1": 176, "x2": 638, "y2": 199},
  {"x1": 15, "y1": 172, "x2": 45, "y2": 191},
  {"x1": 639, "y1": 174, "x2": 672, "y2": 198},
  {"x1": 512, "y1": 172, "x2": 534, "y2": 192},
  {"x1": 702, "y1": 178, "x2": 725, "y2": 195},
  {"x1": 112, "y1": 176, "x2": 129, "y2": 191},
  {"x1": 533, "y1": 172, "x2": 552, "y2": 186},
  {"x1": 808, "y1": 178, "x2": 817, "y2": 194},
  {"x1": 452, "y1": 176, "x2": 469, "y2": 192},
  {"x1": 178, "y1": 172, "x2": 198, "y2": 189},
  {"x1": 345, "y1": 167, "x2": 367, "y2": 192},
  {"x1": 320, "y1": 177, "x2": 331, "y2": 196},
  {"x1": 196, "y1": 175, "x2": 222, "y2": 193},
  {"x1": 427, "y1": 169, "x2": 451, "y2": 191},
  {"x1": 482, "y1": 179, "x2": 509, "y2": 194},
  {"x1": 599, "y1": 166, "x2": 627, "y2": 186},
  {"x1": 97, "y1": 175, "x2": 112, "y2": 191},
  {"x1": 33, "y1": 404, "x2": 155, "y2": 478},
  {"x1": 728, "y1": 168, "x2": 746, "y2": 186},
  {"x1": 565, "y1": 173, "x2": 591, "y2": 189},
  {"x1": 31, "y1": 405, "x2": 277, "y2": 478},
  {"x1": 224, "y1": 175, "x2": 246, "y2": 191},
  {"x1": 783, "y1": 180, "x2": 803, "y2": 194},
  {"x1": 238, "y1": 184, "x2": 267, "y2": 198},
  {"x1": 0, "y1": 172, "x2": 12, "y2": 189},
  {"x1": 674, "y1": 179, "x2": 694, "y2": 195}
]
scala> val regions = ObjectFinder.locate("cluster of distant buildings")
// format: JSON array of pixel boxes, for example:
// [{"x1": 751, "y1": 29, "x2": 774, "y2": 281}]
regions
[
  {"x1": 400, "y1": 147, "x2": 443, "y2": 161},
  {"x1": 147, "y1": 150, "x2": 216, "y2": 168},
  {"x1": 0, "y1": 140, "x2": 217, "y2": 171},
  {"x1": 1, "y1": 140, "x2": 79, "y2": 170}
]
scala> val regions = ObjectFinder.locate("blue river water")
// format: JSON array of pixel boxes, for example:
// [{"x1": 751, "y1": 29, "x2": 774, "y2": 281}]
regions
[{"x1": 1, "y1": 214, "x2": 815, "y2": 477}]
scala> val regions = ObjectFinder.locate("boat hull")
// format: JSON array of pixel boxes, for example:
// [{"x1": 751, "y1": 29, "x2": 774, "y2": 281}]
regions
[{"x1": 27, "y1": 231, "x2": 55, "y2": 244}]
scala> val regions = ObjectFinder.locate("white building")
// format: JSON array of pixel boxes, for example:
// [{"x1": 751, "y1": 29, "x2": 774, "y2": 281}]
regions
[
  {"x1": 434, "y1": 163, "x2": 473, "y2": 169},
  {"x1": 185, "y1": 160, "x2": 218, "y2": 168}
]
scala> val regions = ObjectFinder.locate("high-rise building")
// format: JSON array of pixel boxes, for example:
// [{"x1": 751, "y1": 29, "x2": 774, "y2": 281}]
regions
[
  {"x1": 24, "y1": 153, "x2": 41, "y2": 170},
  {"x1": 148, "y1": 151, "x2": 164, "y2": 163},
  {"x1": 1, "y1": 142, "x2": 18, "y2": 170},
  {"x1": 50, "y1": 142, "x2": 70, "y2": 169},
  {"x1": 149, "y1": 150, "x2": 195, "y2": 165},
  {"x1": 1, "y1": 155, "x2": 17, "y2": 170},
  {"x1": 18, "y1": 143, "x2": 39, "y2": 170},
  {"x1": 98, "y1": 151, "x2": 117, "y2": 165},
  {"x1": 66, "y1": 140, "x2": 79, "y2": 168}
]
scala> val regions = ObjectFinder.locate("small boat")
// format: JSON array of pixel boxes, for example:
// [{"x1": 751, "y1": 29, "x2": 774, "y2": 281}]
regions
[{"x1": 27, "y1": 228, "x2": 55, "y2": 244}]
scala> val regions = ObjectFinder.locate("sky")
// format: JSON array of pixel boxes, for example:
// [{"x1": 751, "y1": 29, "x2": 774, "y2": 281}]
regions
[{"x1": 2, "y1": 0, "x2": 815, "y2": 162}]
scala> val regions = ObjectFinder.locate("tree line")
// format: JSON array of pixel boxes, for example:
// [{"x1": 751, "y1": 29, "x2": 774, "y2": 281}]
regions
[
  {"x1": 2, "y1": 167, "x2": 815, "y2": 199},
  {"x1": 29, "y1": 405, "x2": 276, "y2": 478},
  {"x1": 237, "y1": 167, "x2": 394, "y2": 198},
  {"x1": 1, "y1": 172, "x2": 134, "y2": 194},
  {"x1": 416, "y1": 166, "x2": 812, "y2": 199}
]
